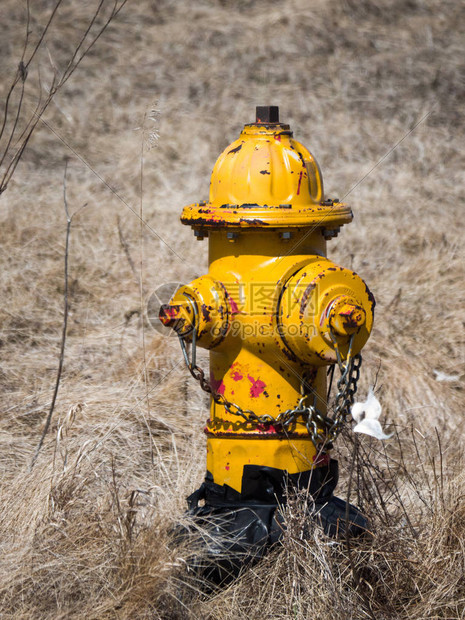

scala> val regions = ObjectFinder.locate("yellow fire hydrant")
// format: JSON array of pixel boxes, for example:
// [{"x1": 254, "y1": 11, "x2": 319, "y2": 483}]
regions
[{"x1": 159, "y1": 106, "x2": 375, "y2": 580}]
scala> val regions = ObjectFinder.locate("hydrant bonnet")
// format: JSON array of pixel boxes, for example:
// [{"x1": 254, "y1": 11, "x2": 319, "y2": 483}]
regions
[{"x1": 181, "y1": 107, "x2": 353, "y2": 230}]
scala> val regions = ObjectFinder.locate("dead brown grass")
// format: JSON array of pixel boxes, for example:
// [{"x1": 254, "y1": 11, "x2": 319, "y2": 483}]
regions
[{"x1": 0, "y1": 0, "x2": 464, "y2": 617}]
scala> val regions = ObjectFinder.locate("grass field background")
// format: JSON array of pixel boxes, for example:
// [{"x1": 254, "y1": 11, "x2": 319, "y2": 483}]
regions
[{"x1": 0, "y1": 0, "x2": 464, "y2": 617}]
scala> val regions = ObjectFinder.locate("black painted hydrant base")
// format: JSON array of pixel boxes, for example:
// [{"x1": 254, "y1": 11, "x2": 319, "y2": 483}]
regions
[{"x1": 180, "y1": 459, "x2": 368, "y2": 585}]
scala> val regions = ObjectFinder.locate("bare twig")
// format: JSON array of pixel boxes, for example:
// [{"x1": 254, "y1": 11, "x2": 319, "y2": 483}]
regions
[
  {"x1": 138, "y1": 109, "x2": 154, "y2": 465},
  {"x1": 0, "y1": 0, "x2": 64, "y2": 157},
  {"x1": 0, "y1": 0, "x2": 129, "y2": 195},
  {"x1": 30, "y1": 161, "x2": 83, "y2": 469}
]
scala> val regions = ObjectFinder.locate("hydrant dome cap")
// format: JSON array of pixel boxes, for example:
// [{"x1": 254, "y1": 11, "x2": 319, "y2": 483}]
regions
[{"x1": 181, "y1": 115, "x2": 352, "y2": 229}]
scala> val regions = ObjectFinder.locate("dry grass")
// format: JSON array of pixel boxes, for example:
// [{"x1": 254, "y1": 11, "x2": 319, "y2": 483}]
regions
[{"x1": 0, "y1": 0, "x2": 464, "y2": 617}]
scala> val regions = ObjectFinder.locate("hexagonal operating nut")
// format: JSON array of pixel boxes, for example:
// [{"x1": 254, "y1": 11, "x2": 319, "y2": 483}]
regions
[
  {"x1": 329, "y1": 297, "x2": 366, "y2": 337},
  {"x1": 158, "y1": 302, "x2": 194, "y2": 336}
]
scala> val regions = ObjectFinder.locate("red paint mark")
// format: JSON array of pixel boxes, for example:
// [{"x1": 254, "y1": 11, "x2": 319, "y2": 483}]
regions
[
  {"x1": 231, "y1": 370, "x2": 243, "y2": 381},
  {"x1": 209, "y1": 372, "x2": 225, "y2": 395},
  {"x1": 257, "y1": 423, "x2": 280, "y2": 433},
  {"x1": 248, "y1": 375, "x2": 266, "y2": 398},
  {"x1": 225, "y1": 465, "x2": 230, "y2": 471},
  {"x1": 229, "y1": 297, "x2": 240, "y2": 316},
  {"x1": 296, "y1": 170, "x2": 303, "y2": 195},
  {"x1": 274, "y1": 134, "x2": 281, "y2": 142},
  {"x1": 164, "y1": 306, "x2": 177, "y2": 318}
]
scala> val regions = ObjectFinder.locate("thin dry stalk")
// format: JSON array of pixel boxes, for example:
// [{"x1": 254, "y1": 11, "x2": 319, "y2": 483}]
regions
[{"x1": 30, "y1": 161, "x2": 73, "y2": 469}]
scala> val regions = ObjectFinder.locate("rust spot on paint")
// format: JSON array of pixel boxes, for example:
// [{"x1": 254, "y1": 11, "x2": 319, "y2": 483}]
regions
[
  {"x1": 228, "y1": 144, "x2": 242, "y2": 154},
  {"x1": 366, "y1": 284, "x2": 376, "y2": 313},
  {"x1": 299, "y1": 283, "x2": 316, "y2": 318},
  {"x1": 296, "y1": 170, "x2": 303, "y2": 195},
  {"x1": 201, "y1": 304, "x2": 211, "y2": 323},
  {"x1": 181, "y1": 216, "x2": 227, "y2": 228},
  {"x1": 259, "y1": 170, "x2": 271, "y2": 175},
  {"x1": 281, "y1": 347, "x2": 298, "y2": 362},
  {"x1": 239, "y1": 217, "x2": 268, "y2": 226}
]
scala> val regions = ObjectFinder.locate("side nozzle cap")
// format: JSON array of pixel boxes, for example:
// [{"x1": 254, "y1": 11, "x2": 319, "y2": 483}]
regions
[
  {"x1": 329, "y1": 297, "x2": 366, "y2": 337},
  {"x1": 159, "y1": 302, "x2": 193, "y2": 335}
]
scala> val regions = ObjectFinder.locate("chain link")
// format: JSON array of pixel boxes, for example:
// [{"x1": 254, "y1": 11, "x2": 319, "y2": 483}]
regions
[{"x1": 177, "y1": 295, "x2": 361, "y2": 446}]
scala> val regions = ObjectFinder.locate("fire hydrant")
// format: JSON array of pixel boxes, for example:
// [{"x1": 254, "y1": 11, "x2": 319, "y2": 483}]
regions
[{"x1": 159, "y1": 106, "x2": 375, "y2": 580}]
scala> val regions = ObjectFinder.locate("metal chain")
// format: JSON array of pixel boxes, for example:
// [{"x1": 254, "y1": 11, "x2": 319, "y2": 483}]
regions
[
  {"x1": 177, "y1": 294, "x2": 361, "y2": 446},
  {"x1": 327, "y1": 329, "x2": 362, "y2": 441}
]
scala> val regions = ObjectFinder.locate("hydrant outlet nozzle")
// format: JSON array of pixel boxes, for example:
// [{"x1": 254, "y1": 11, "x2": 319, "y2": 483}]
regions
[{"x1": 159, "y1": 276, "x2": 230, "y2": 349}]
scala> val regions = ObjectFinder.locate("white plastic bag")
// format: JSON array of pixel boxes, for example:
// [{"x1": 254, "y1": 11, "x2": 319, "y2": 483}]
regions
[{"x1": 351, "y1": 388, "x2": 392, "y2": 440}]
